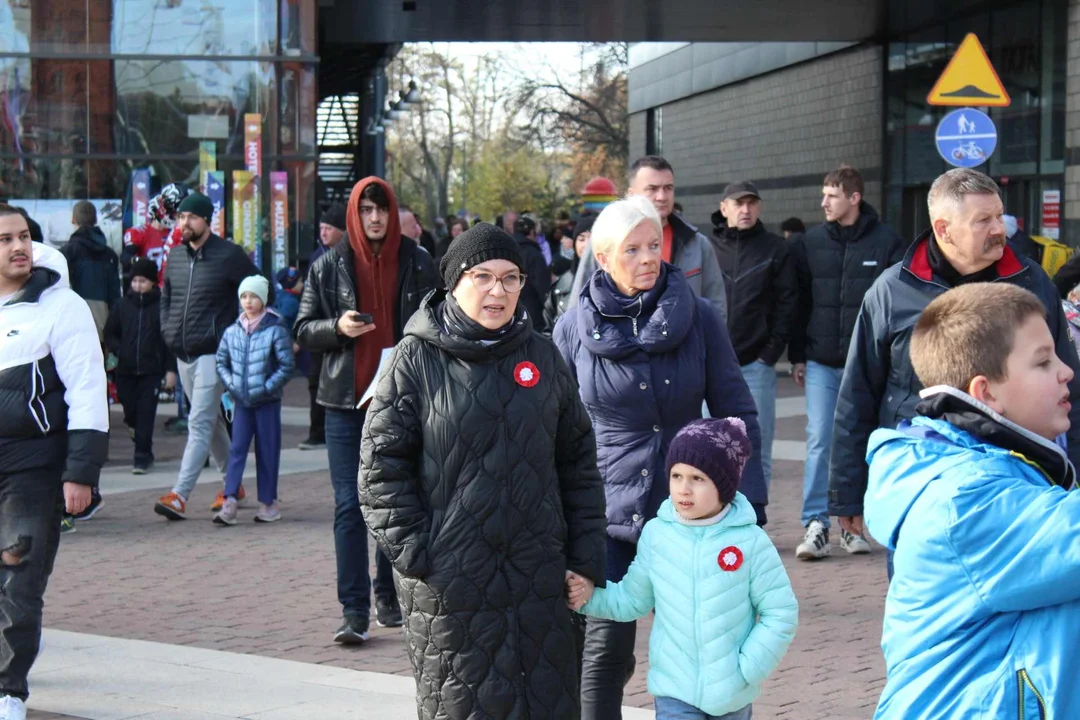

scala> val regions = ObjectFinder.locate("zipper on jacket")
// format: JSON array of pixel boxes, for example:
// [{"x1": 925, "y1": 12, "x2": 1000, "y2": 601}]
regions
[
  {"x1": 136, "y1": 303, "x2": 143, "y2": 375},
  {"x1": 1017, "y1": 669, "x2": 1046, "y2": 720},
  {"x1": 181, "y1": 251, "x2": 196, "y2": 358},
  {"x1": 597, "y1": 295, "x2": 645, "y2": 337},
  {"x1": 693, "y1": 533, "x2": 703, "y2": 709}
]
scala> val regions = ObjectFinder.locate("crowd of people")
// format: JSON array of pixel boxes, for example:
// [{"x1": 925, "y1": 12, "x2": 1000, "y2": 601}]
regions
[{"x1": 4, "y1": 154, "x2": 1080, "y2": 720}]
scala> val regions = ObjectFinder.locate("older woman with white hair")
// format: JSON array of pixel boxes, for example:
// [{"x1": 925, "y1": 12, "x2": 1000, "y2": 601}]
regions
[{"x1": 553, "y1": 195, "x2": 766, "y2": 719}]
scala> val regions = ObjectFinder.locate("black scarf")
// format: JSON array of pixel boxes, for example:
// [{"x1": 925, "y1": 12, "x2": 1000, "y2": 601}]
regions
[
  {"x1": 440, "y1": 294, "x2": 526, "y2": 343},
  {"x1": 927, "y1": 236, "x2": 999, "y2": 286},
  {"x1": 917, "y1": 389, "x2": 1075, "y2": 489}
]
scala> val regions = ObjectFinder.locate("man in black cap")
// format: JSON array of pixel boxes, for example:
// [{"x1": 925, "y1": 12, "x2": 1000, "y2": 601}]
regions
[
  {"x1": 710, "y1": 181, "x2": 797, "y2": 505},
  {"x1": 312, "y1": 203, "x2": 347, "y2": 267},
  {"x1": 155, "y1": 192, "x2": 268, "y2": 520}
]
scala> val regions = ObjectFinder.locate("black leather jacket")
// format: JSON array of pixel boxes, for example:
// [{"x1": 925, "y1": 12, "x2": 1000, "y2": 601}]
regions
[{"x1": 294, "y1": 237, "x2": 437, "y2": 409}]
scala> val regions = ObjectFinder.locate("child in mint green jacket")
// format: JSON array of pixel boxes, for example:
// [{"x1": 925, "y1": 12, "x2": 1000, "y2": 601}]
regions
[{"x1": 567, "y1": 418, "x2": 798, "y2": 719}]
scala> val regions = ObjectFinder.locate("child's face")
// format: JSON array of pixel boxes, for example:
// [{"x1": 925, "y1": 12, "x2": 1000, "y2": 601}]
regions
[
  {"x1": 979, "y1": 314, "x2": 1074, "y2": 441},
  {"x1": 669, "y1": 463, "x2": 724, "y2": 520},
  {"x1": 130, "y1": 276, "x2": 154, "y2": 294},
  {"x1": 240, "y1": 292, "x2": 264, "y2": 316}
]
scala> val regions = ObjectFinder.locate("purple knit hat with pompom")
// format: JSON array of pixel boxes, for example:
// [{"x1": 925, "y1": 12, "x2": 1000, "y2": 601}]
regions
[{"x1": 666, "y1": 417, "x2": 752, "y2": 504}]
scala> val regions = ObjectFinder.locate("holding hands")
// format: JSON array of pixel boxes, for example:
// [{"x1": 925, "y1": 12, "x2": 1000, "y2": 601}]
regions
[{"x1": 565, "y1": 571, "x2": 594, "y2": 611}]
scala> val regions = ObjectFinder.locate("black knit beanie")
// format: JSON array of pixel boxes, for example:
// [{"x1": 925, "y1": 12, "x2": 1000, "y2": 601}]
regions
[
  {"x1": 131, "y1": 258, "x2": 158, "y2": 283},
  {"x1": 573, "y1": 214, "x2": 596, "y2": 240},
  {"x1": 177, "y1": 192, "x2": 215, "y2": 224},
  {"x1": 440, "y1": 222, "x2": 525, "y2": 290},
  {"x1": 320, "y1": 203, "x2": 347, "y2": 231}
]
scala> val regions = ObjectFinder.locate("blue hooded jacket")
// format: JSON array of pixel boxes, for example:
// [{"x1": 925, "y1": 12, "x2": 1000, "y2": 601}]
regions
[
  {"x1": 215, "y1": 310, "x2": 295, "y2": 408},
  {"x1": 554, "y1": 264, "x2": 764, "y2": 577},
  {"x1": 865, "y1": 387, "x2": 1080, "y2": 720}
]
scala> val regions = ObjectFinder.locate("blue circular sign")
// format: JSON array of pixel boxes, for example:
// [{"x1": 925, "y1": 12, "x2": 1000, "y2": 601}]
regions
[{"x1": 935, "y1": 108, "x2": 997, "y2": 168}]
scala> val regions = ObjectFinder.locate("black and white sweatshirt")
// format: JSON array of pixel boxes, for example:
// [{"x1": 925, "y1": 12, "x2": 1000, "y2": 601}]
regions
[{"x1": 0, "y1": 243, "x2": 109, "y2": 485}]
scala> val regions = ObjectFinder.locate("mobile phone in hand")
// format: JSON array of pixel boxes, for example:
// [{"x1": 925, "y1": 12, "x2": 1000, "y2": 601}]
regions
[{"x1": 352, "y1": 312, "x2": 374, "y2": 324}]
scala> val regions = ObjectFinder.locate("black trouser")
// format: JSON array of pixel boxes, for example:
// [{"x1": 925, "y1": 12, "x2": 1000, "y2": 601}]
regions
[
  {"x1": 307, "y1": 351, "x2": 325, "y2": 444},
  {"x1": 580, "y1": 616, "x2": 638, "y2": 720},
  {"x1": 0, "y1": 466, "x2": 63, "y2": 701},
  {"x1": 115, "y1": 373, "x2": 162, "y2": 467}
]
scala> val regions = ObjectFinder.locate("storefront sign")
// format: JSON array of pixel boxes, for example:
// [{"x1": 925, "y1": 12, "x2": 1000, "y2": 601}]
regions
[
  {"x1": 131, "y1": 169, "x2": 150, "y2": 228},
  {"x1": 232, "y1": 170, "x2": 257, "y2": 257},
  {"x1": 187, "y1": 115, "x2": 230, "y2": 139},
  {"x1": 206, "y1": 171, "x2": 225, "y2": 238},
  {"x1": 1043, "y1": 190, "x2": 1061, "y2": 240},
  {"x1": 928, "y1": 34, "x2": 1011, "y2": 107},
  {"x1": 270, "y1": 171, "x2": 288, "y2": 275}
]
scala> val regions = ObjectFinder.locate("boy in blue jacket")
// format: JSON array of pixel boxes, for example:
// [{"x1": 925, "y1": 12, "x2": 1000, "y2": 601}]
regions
[
  {"x1": 214, "y1": 275, "x2": 294, "y2": 526},
  {"x1": 864, "y1": 282, "x2": 1078, "y2": 719},
  {"x1": 567, "y1": 418, "x2": 797, "y2": 720}
]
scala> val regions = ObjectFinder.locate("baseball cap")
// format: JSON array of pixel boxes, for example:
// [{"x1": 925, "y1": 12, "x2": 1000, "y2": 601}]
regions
[{"x1": 722, "y1": 181, "x2": 761, "y2": 202}]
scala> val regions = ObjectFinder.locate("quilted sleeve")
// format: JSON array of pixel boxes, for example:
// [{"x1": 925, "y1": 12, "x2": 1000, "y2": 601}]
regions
[
  {"x1": 360, "y1": 341, "x2": 432, "y2": 579},
  {"x1": 215, "y1": 330, "x2": 236, "y2": 397},
  {"x1": 579, "y1": 522, "x2": 654, "y2": 620},
  {"x1": 738, "y1": 528, "x2": 799, "y2": 687},
  {"x1": 553, "y1": 352, "x2": 607, "y2": 587}
]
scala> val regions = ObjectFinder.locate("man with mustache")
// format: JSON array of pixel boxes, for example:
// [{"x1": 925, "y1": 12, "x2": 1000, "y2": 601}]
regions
[
  {"x1": 829, "y1": 168, "x2": 1080, "y2": 577},
  {"x1": 0, "y1": 206, "x2": 108, "y2": 720}
]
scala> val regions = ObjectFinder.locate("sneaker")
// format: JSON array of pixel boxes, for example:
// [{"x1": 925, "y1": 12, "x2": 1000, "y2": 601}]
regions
[
  {"x1": 0, "y1": 695, "x2": 26, "y2": 720},
  {"x1": 132, "y1": 462, "x2": 152, "y2": 475},
  {"x1": 72, "y1": 493, "x2": 104, "y2": 521},
  {"x1": 840, "y1": 528, "x2": 873, "y2": 555},
  {"x1": 254, "y1": 502, "x2": 281, "y2": 523},
  {"x1": 375, "y1": 598, "x2": 404, "y2": 628},
  {"x1": 298, "y1": 437, "x2": 326, "y2": 451},
  {"x1": 128, "y1": 427, "x2": 136, "y2": 441},
  {"x1": 211, "y1": 486, "x2": 246, "y2": 512},
  {"x1": 795, "y1": 519, "x2": 831, "y2": 560},
  {"x1": 334, "y1": 616, "x2": 370, "y2": 645},
  {"x1": 213, "y1": 498, "x2": 239, "y2": 526},
  {"x1": 154, "y1": 492, "x2": 187, "y2": 520},
  {"x1": 59, "y1": 516, "x2": 76, "y2": 535},
  {"x1": 164, "y1": 418, "x2": 188, "y2": 434}
]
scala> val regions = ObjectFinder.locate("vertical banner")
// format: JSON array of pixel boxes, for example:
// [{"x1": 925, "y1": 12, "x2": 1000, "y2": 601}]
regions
[
  {"x1": 232, "y1": 171, "x2": 256, "y2": 256},
  {"x1": 199, "y1": 141, "x2": 217, "y2": 193},
  {"x1": 206, "y1": 171, "x2": 226, "y2": 238},
  {"x1": 1043, "y1": 189, "x2": 1061, "y2": 240},
  {"x1": 131, "y1": 169, "x2": 151, "y2": 228},
  {"x1": 270, "y1": 171, "x2": 288, "y2": 276},
  {"x1": 243, "y1": 113, "x2": 263, "y2": 268}
]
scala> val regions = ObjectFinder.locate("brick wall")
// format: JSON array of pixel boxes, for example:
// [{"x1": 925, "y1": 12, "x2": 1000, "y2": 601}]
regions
[
  {"x1": 627, "y1": 45, "x2": 883, "y2": 235},
  {"x1": 1066, "y1": 0, "x2": 1080, "y2": 243}
]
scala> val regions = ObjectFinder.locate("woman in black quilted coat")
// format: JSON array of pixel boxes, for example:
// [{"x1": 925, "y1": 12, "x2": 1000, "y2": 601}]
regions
[{"x1": 360, "y1": 223, "x2": 607, "y2": 720}]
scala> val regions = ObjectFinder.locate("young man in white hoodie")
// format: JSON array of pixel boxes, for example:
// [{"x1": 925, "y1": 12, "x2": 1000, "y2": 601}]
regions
[{"x1": 0, "y1": 205, "x2": 109, "y2": 720}]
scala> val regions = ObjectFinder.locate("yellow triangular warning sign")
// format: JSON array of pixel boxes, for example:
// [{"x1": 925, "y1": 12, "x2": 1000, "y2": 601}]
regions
[{"x1": 927, "y1": 34, "x2": 1011, "y2": 107}]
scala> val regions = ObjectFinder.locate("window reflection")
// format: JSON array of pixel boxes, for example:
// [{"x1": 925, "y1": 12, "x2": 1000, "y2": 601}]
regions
[{"x1": 110, "y1": 0, "x2": 277, "y2": 56}]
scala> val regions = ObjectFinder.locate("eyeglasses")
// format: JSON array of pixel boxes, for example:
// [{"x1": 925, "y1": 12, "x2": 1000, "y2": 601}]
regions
[
  {"x1": 463, "y1": 270, "x2": 526, "y2": 294},
  {"x1": 358, "y1": 205, "x2": 389, "y2": 217}
]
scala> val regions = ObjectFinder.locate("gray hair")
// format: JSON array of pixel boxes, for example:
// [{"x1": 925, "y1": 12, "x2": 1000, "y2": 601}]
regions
[
  {"x1": 927, "y1": 168, "x2": 1000, "y2": 220},
  {"x1": 590, "y1": 195, "x2": 663, "y2": 259}
]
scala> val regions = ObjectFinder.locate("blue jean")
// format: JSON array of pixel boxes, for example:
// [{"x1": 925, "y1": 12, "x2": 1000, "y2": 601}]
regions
[
  {"x1": 740, "y1": 361, "x2": 777, "y2": 490},
  {"x1": 654, "y1": 697, "x2": 752, "y2": 720},
  {"x1": 802, "y1": 361, "x2": 844, "y2": 528},
  {"x1": 223, "y1": 401, "x2": 281, "y2": 505},
  {"x1": 325, "y1": 408, "x2": 396, "y2": 619}
]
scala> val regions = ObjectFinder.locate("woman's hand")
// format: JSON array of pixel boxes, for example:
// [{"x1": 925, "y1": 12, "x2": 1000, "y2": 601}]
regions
[{"x1": 565, "y1": 571, "x2": 594, "y2": 611}]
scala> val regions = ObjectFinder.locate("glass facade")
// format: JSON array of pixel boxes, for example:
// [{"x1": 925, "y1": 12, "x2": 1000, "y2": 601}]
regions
[
  {"x1": 0, "y1": 0, "x2": 318, "y2": 261},
  {"x1": 884, "y1": 0, "x2": 1067, "y2": 241}
]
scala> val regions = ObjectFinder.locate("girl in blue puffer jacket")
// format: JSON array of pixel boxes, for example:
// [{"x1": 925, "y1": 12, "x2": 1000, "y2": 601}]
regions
[
  {"x1": 567, "y1": 418, "x2": 798, "y2": 720},
  {"x1": 214, "y1": 275, "x2": 294, "y2": 525}
]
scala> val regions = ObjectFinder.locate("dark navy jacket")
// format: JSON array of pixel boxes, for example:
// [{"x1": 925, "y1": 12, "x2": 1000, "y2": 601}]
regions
[
  {"x1": 554, "y1": 265, "x2": 765, "y2": 573},
  {"x1": 829, "y1": 231, "x2": 1080, "y2": 517}
]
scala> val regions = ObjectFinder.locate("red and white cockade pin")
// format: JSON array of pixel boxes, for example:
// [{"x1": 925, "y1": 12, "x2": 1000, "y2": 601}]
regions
[
  {"x1": 718, "y1": 546, "x2": 744, "y2": 572},
  {"x1": 514, "y1": 361, "x2": 540, "y2": 388}
]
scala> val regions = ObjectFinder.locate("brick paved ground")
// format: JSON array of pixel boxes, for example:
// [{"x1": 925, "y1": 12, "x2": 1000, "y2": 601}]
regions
[{"x1": 45, "y1": 377, "x2": 888, "y2": 719}]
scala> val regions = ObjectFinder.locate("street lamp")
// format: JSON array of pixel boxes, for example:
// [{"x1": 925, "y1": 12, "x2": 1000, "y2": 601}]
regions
[{"x1": 401, "y1": 80, "x2": 421, "y2": 107}]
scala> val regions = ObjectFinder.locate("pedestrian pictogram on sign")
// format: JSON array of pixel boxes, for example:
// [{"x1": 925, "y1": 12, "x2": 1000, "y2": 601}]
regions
[{"x1": 927, "y1": 34, "x2": 1011, "y2": 107}]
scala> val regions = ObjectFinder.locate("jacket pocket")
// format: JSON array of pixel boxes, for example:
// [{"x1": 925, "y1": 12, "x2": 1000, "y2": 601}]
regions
[{"x1": 1017, "y1": 669, "x2": 1046, "y2": 720}]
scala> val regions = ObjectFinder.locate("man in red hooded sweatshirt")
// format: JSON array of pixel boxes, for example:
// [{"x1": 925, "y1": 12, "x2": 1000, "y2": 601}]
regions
[{"x1": 294, "y1": 178, "x2": 438, "y2": 644}]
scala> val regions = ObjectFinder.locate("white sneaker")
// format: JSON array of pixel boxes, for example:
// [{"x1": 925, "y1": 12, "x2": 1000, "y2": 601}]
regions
[
  {"x1": 840, "y1": 529, "x2": 873, "y2": 554},
  {"x1": 0, "y1": 695, "x2": 26, "y2": 720},
  {"x1": 795, "y1": 519, "x2": 831, "y2": 560}
]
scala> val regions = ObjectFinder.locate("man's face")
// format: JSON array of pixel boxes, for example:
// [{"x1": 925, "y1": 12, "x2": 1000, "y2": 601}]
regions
[
  {"x1": 178, "y1": 212, "x2": 209, "y2": 243},
  {"x1": 821, "y1": 185, "x2": 859, "y2": 223},
  {"x1": 503, "y1": 212, "x2": 518, "y2": 232},
  {"x1": 721, "y1": 196, "x2": 761, "y2": 230},
  {"x1": 935, "y1": 193, "x2": 1007, "y2": 273},
  {"x1": 320, "y1": 223, "x2": 344, "y2": 248},
  {"x1": 983, "y1": 314, "x2": 1074, "y2": 441},
  {"x1": 629, "y1": 167, "x2": 675, "y2": 221},
  {"x1": 0, "y1": 213, "x2": 32, "y2": 292},
  {"x1": 359, "y1": 200, "x2": 389, "y2": 242},
  {"x1": 399, "y1": 210, "x2": 420, "y2": 241}
]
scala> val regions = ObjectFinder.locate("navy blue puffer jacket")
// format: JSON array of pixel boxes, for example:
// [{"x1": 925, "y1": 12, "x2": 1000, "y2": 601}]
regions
[
  {"x1": 216, "y1": 311, "x2": 295, "y2": 407},
  {"x1": 554, "y1": 265, "x2": 765, "y2": 573}
]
